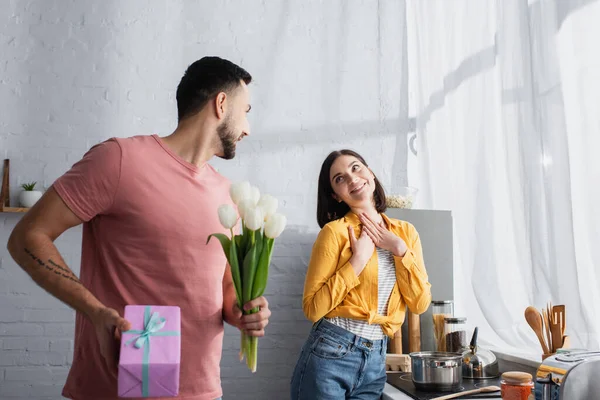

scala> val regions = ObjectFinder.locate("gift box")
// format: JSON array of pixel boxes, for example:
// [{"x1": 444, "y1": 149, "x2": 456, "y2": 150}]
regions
[{"x1": 118, "y1": 305, "x2": 181, "y2": 398}]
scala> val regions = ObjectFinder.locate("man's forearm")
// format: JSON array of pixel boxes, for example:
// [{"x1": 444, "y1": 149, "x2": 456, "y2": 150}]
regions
[
  {"x1": 222, "y1": 279, "x2": 240, "y2": 328},
  {"x1": 8, "y1": 229, "x2": 105, "y2": 319}
]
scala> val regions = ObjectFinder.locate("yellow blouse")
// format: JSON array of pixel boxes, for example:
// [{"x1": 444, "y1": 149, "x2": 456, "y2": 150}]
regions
[{"x1": 302, "y1": 211, "x2": 432, "y2": 337}]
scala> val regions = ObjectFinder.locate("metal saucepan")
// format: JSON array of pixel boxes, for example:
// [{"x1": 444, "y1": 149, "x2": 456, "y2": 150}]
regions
[{"x1": 410, "y1": 351, "x2": 463, "y2": 392}]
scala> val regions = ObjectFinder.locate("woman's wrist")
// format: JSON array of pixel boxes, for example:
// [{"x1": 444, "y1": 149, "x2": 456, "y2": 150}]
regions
[
  {"x1": 349, "y1": 255, "x2": 367, "y2": 275},
  {"x1": 393, "y1": 243, "x2": 407, "y2": 257}
]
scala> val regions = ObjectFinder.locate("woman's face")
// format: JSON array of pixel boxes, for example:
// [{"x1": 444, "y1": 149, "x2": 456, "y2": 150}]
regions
[{"x1": 329, "y1": 155, "x2": 376, "y2": 208}]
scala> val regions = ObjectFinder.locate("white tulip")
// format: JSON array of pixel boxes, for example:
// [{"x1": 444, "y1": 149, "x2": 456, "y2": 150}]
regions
[
  {"x1": 244, "y1": 206, "x2": 264, "y2": 231},
  {"x1": 229, "y1": 181, "x2": 251, "y2": 206},
  {"x1": 237, "y1": 198, "x2": 255, "y2": 220},
  {"x1": 258, "y1": 194, "x2": 278, "y2": 219},
  {"x1": 249, "y1": 186, "x2": 260, "y2": 205},
  {"x1": 217, "y1": 204, "x2": 238, "y2": 229},
  {"x1": 264, "y1": 213, "x2": 287, "y2": 239}
]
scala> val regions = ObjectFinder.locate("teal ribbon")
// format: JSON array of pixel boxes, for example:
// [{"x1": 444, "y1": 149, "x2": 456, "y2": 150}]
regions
[{"x1": 123, "y1": 306, "x2": 180, "y2": 397}]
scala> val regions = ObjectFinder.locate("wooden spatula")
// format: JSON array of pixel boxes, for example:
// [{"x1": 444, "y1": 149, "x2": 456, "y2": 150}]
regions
[
  {"x1": 553, "y1": 305, "x2": 565, "y2": 349},
  {"x1": 431, "y1": 386, "x2": 501, "y2": 400},
  {"x1": 542, "y1": 306, "x2": 552, "y2": 353},
  {"x1": 562, "y1": 335, "x2": 570, "y2": 349}
]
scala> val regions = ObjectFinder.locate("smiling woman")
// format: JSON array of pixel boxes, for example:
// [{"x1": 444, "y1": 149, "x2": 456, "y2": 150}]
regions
[
  {"x1": 290, "y1": 149, "x2": 432, "y2": 400},
  {"x1": 316, "y1": 149, "x2": 387, "y2": 229}
]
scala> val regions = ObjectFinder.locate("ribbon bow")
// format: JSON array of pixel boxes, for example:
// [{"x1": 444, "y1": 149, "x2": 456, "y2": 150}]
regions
[
  {"x1": 123, "y1": 306, "x2": 180, "y2": 397},
  {"x1": 126, "y1": 311, "x2": 168, "y2": 349}
]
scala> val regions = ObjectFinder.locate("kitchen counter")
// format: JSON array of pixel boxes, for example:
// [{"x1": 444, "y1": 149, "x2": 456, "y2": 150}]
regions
[{"x1": 382, "y1": 382, "x2": 499, "y2": 400}]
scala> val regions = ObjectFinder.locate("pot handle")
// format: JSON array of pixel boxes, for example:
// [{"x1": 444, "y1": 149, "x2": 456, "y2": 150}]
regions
[{"x1": 429, "y1": 359, "x2": 460, "y2": 368}]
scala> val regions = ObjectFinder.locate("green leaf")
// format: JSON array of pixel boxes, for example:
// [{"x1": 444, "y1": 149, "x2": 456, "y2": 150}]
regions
[
  {"x1": 255, "y1": 229, "x2": 264, "y2": 258},
  {"x1": 206, "y1": 233, "x2": 237, "y2": 274},
  {"x1": 207, "y1": 234, "x2": 231, "y2": 263},
  {"x1": 235, "y1": 234, "x2": 243, "y2": 249},
  {"x1": 242, "y1": 231, "x2": 259, "y2": 307},
  {"x1": 21, "y1": 182, "x2": 37, "y2": 191},
  {"x1": 241, "y1": 225, "x2": 251, "y2": 254},
  {"x1": 235, "y1": 234, "x2": 244, "y2": 267},
  {"x1": 252, "y1": 237, "x2": 274, "y2": 300},
  {"x1": 228, "y1": 234, "x2": 243, "y2": 308}
]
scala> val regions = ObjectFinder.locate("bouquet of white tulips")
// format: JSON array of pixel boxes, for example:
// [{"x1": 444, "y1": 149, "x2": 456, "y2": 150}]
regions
[{"x1": 207, "y1": 181, "x2": 286, "y2": 373}]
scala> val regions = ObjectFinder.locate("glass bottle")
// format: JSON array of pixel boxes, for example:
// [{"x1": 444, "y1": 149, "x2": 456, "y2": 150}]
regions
[
  {"x1": 444, "y1": 317, "x2": 468, "y2": 353},
  {"x1": 432, "y1": 300, "x2": 454, "y2": 352},
  {"x1": 501, "y1": 371, "x2": 534, "y2": 400}
]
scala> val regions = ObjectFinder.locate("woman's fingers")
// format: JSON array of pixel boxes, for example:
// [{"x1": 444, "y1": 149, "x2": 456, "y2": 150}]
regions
[
  {"x1": 364, "y1": 229, "x2": 379, "y2": 244},
  {"x1": 362, "y1": 224, "x2": 380, "y2": 244},
  {"x1": 360, "y1": 213, "x2": 387, "y2": 237},
  {"x1": 359, "y1": 213, "x2": 376, "y2": 230},
  {"x1": 376, "y1": 220, "x2": 388, "y2": 234},
  {"x1": 348, "y1": 225, "x2": 357, "y2": 247}
]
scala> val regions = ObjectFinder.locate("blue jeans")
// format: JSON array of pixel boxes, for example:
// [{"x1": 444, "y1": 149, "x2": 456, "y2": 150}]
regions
[{"x1": 290, "y1": 319, "x2": 388, "y2": 399}]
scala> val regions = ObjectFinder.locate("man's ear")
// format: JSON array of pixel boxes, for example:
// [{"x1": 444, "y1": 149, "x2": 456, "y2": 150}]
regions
[{"x1": 214, "y1": 92, "x2": 228, "y2": 120}]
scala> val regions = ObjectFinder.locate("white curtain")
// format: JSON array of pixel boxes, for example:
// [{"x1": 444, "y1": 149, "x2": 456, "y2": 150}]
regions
[{"x1": 407, "y1": 0, "x2": 600, "y2": 353}]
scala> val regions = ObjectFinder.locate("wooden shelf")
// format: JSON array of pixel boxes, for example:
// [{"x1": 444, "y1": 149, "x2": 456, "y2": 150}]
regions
[
  {"x1": 1, "y1": 159, "x2": 30, "y2": 214},
  {"x1": 1, "y1": 207, "x2": 30, "y2": 213}
]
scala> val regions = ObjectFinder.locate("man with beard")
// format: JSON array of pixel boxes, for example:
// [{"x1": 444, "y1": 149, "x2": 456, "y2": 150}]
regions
[{"x1": 7, "y1": 56, "x2": 270, "y2": 400}]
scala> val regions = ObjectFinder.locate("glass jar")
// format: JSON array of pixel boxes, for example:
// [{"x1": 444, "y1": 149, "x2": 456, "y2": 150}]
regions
[
  {"x1": 444, "y1": 317, "x2": 467, "y2": 353},
  {"x1": 501, "y1": 371, "x2": 534, "y2": 400},
  {"x1": 432, "y1": 301, "x2": 454, "y2": 352}
]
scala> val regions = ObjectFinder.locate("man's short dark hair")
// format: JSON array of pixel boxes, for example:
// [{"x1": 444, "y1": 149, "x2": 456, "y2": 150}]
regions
[{"x1": 176, "y1": 56, "x2": 252, "y2": 121}]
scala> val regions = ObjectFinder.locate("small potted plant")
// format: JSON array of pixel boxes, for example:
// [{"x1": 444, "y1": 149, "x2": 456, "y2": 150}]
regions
[
  {"x1": 386, "y1": 186, "x2": 418, "y2": 209},
  {"x1": 19, "y1": 182, "x2": 43, "y2": 208}
]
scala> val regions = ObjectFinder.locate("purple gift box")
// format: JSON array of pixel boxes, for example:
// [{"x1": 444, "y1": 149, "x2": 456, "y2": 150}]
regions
[{"x1": 118, "y1": 305, "x2": 181, "y2": 398}]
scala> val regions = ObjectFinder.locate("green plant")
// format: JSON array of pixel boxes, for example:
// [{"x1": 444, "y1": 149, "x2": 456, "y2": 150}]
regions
[{"x1": 21, "y1": 182, "x2": 37, "y2": 191}]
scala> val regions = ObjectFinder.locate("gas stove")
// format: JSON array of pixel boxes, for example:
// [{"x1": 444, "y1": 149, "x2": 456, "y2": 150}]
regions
[{"x1": 386, "y1": 372, "x2": 502, "y2": 399}]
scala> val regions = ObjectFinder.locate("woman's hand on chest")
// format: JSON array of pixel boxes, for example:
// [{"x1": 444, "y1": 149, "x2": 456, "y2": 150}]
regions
[
  {"x1": 347, "y1": 225, "x2": 374, "y2": 275},
  {"x1": 359, "y1": 213, "x2": 407, "y2": 257}
]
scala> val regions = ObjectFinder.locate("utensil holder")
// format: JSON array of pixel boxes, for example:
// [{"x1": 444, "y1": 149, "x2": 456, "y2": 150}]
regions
[{"x1": 542, "y1": 335, "x2": 570, "y2": 360}]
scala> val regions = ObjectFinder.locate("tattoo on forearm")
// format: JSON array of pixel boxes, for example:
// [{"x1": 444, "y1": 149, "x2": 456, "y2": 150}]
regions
[{"x1": 24, "y1": 248, "x2": 82, "y2": 286}]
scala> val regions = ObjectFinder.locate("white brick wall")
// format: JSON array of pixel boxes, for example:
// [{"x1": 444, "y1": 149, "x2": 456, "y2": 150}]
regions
[{"x1": 1, "y1": 1, "x2": 410, "y2": 398}]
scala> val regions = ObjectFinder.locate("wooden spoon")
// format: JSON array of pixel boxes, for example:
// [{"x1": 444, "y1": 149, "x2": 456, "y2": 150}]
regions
[
  {"x1": 431, "y1": 385, "x2": 501, "y2": 400},
  {"x1": 554, "y1": 305, "x2": 566, "y2": 335},
  {"x1": 547, "y1": 302, "x2": 554, "y2": 351},
  {"x1": 525, "y1": 306, "x2": 550, "y2": 354}
]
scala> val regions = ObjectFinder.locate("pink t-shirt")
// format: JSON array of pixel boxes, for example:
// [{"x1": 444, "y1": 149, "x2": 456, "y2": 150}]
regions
[{"x1": 54, "y1": 134, "x2": 232, "y2": 400}]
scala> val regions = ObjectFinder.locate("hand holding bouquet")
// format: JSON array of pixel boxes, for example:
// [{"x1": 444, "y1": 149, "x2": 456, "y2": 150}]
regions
[{"x1": 207, "y1": 182, "x2": 286, "y2": 372}]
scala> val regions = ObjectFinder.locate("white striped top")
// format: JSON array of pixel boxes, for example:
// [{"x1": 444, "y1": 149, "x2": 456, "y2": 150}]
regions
[{"x1": 327, "y1": 247, "x2": 397, "y2": 341}]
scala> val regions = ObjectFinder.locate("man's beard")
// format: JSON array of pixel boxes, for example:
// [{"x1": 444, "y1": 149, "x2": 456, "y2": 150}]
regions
[{"x1": 216, "y1": 118, "x2": 237, "y2": 160}]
